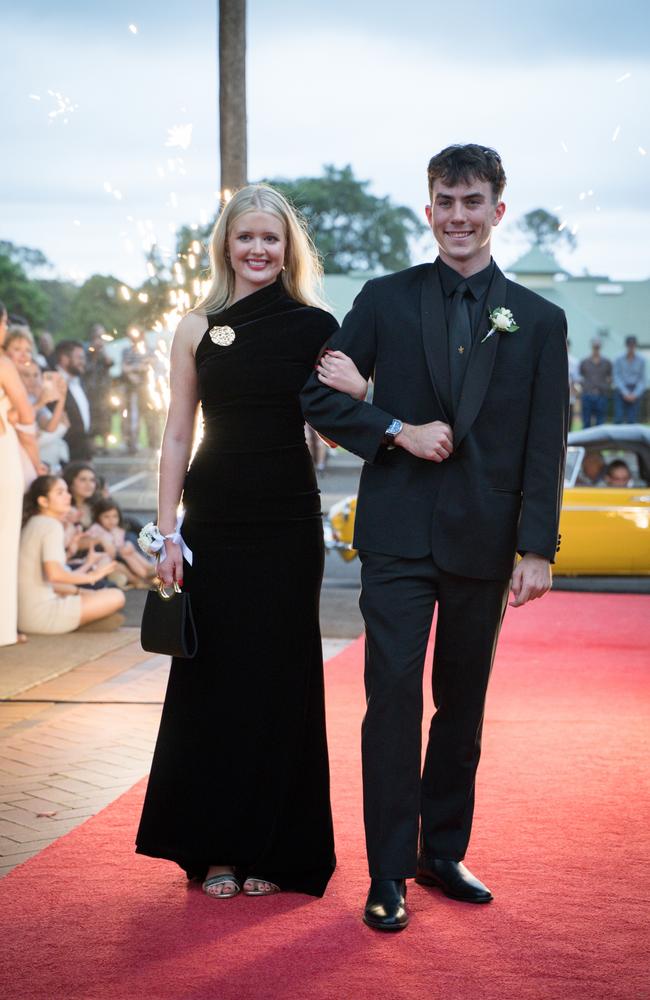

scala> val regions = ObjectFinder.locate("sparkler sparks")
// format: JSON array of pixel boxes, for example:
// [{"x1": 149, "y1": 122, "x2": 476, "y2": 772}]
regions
[
  {"x1": 30, "y1": 90, "x2": 79, "y2": 124},
  {"x1": 165, "y1": 124, "x2": 193, "y2": 150},
  {"x1": 129, "y1": 24, "x2": 138, "y2": 34}
]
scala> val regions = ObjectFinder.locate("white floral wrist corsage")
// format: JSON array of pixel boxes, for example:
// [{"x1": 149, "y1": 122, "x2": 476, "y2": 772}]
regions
[{"x1": 138, "y1": 515, "x2": 193, "y2": 565}]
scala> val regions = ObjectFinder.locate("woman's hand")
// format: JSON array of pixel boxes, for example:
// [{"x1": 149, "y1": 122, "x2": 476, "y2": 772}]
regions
[
  {"x1": 316, "y1": 350, "x2": 368, "y2": 401},
  {"x1": 86, "y1": 560, "x2": 118, "y2": 585},
  {"x1": 157, "y1": 539, "x2": 184, "y2": 588}
]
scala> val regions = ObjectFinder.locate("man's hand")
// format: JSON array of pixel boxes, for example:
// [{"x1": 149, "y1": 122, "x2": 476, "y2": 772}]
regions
[
  {"x1": 397, "y1": 421, "x2": 453, "y2": 462},
  {"x1": 509, "y1": 553, "x2": 552, "y2": 608}
]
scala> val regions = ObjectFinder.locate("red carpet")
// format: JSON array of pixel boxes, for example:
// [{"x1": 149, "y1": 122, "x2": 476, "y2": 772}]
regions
[{"x1": 1, "y1": 592, "x2": 649, "y2": 1000}]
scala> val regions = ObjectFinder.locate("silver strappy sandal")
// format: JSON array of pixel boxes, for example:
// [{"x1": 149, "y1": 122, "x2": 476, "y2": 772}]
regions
[
  {"x1": 242, "y1": 877, "x2": 280, "y2": 896},
  {"x1": 202, "y1": 872, "x2": 241, "y2": 898}
]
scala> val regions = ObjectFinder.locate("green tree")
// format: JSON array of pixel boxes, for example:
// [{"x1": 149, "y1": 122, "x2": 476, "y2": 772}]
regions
[
  {"x1": 266, "y1": 165, "x2": 426, "y2": 274},
  {"x1": 517, "y1": 208, "x2": 577, "y2": 252},
  {"x1": 64, "y1": 274, "x2": 140, "y2": 342},
  {"x1": 36, "y1": 279, "x2": 78, "y2": 335},
  {"x1": 0, "y1": 249, "x2": 49, "y2": 327}
]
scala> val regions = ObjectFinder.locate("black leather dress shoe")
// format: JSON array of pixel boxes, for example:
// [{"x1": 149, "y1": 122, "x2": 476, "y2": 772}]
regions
[
  {"x1": 363, "y1": 878, "x2": 409, "y2": 931},
  {"x1": 415, "y1": 858, "x2": 493, "y2": 903}
]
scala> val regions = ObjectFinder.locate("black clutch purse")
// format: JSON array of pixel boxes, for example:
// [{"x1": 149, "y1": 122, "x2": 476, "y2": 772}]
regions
[{"x1": 140, "y1": 582, "x2": 198, "y2": 659}]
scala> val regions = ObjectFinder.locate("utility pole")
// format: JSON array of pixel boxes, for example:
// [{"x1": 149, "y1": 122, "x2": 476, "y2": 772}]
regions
[{"x1": 219, "y1": 0, "x2": 247, "y2": 198}]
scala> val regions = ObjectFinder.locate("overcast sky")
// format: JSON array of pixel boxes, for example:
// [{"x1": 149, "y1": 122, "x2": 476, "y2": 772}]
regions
[{"x1": 3, "y1": 0, "x2": 649, "y2": 288}]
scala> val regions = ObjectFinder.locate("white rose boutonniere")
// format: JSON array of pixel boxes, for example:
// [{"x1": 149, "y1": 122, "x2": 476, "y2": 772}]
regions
[{"x1": 481, "y1": 307, "x2": 519, "y2": 344}]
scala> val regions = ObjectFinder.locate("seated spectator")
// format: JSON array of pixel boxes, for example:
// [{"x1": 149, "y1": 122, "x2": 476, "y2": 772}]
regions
[
  {"x1": 604, "y1": 459, "x2": 632, "y2": 488},
  {"x1": 87, "y1": 498, "x2": 156, "y2": 588},
  {"x1": 63, "y1": 460, "x2": 100, "y2": 529},
  {"x1": 577, "y1": 451, "x2": 605, "y2": 486},
  {"x1": 19, "y1": 361, "x2": 69, "y2": 471},
  {"x1": 18, "y1": 476, "x2": 125, "y2": 635}
]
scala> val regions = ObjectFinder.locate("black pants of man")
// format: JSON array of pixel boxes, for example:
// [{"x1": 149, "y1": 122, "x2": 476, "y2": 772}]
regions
[{"x1": 359, "y1": 550, "x2": 510, "y2": 879}]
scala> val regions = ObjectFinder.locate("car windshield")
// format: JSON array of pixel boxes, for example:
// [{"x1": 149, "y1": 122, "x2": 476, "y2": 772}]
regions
[{"x1": 564, "y1": 447, "x2": 582, "y2": 487}]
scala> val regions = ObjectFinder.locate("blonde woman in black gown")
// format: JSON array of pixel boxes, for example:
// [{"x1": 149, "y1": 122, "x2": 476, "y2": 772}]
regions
[{"x1": 136, "y1": 185, "x2": 366, "y2": 898}]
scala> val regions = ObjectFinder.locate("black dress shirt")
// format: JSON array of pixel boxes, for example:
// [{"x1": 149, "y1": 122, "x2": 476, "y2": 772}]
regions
[{"x1": 438, "y1": 257, "x2": 495, "y2": 341}]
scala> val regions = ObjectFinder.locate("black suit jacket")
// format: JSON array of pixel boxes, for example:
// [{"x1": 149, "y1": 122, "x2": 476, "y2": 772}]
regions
[
  {"x1": 301, "y1": 261, "x2": 568, "y2": 581},
  {"x1": 62, "y1": 386, "x2": 94, "y2": 461}
]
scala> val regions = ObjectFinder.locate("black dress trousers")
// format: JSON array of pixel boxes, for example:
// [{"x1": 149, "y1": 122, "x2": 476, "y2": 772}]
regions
[{"x1": 359, "y1": 549, "x2": 509, "y2": 878}]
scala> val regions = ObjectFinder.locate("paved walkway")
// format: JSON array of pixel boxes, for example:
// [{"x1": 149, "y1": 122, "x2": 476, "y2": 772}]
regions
[{"x1": 0, "y1": 635, "x2": 349, "y2": 878}]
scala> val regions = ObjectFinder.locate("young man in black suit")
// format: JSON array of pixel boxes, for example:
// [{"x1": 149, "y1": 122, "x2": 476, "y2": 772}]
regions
[
  {"x1": 301, "y1": 144, "x2": 568, "y2": 932},
  {"x1": 55, "y1": 340, "x2": 94, "y2": 461}
]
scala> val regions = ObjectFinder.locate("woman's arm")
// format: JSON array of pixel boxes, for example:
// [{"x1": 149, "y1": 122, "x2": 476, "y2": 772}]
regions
[
  {"x1": 44, "y1": 558, "x2": 118, "y2": 587},
  {"x1": 156, "y1": 313, "x2": 203, "y2": 586},
  {"x1": 0, "y1": 358, "x2": 39, "y2": 466},
  {"x1": 0, "y1": 357, "x2": 35, "y2": 424},
  {"x1": 315, "y1": 350, "x2": 369, "y2": 400},
  {"x1": 40, "y1": 376, "x2": 68, "y2": 432},
  {"x1": 85, "y1": 525, "x2": 117, "y2": 558}
]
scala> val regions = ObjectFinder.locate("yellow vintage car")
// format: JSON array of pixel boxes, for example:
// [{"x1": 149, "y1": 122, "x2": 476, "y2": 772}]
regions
[{"x1": 325, "y1": 425, "x2": 650, "y2": 575}]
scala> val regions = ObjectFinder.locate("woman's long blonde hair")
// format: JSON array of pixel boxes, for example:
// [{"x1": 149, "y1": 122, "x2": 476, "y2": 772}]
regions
[{"x1": 193, "y1": 184, "x2": 327, "y2": 315}]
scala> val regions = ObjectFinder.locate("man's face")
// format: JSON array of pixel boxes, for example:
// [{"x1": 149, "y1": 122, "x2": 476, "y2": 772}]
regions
[
  {"x1": 67, "y1": 347, "x2": 86, "y2": 376},
  {"x1": 426, "y1": 178, "x2": 505, "y2": 271},
  {"x1": 583, "y1": 454, "x2": 604, "y2": 481}
]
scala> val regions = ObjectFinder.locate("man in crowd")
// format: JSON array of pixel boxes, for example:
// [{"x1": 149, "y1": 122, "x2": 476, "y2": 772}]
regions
[
  {"x1": 580, "y1": 338, "x2": 612, "y2": 427},
  {"x1": 567, "y1": 339, "x2": 580, "y2": 430},
  {"x1": 613, "y1": 336, "x2": 646, "y2": 424},
  {"x1": 121, "y1": 327, "x2": 160, "y2": 454},
  {"x1": 55, "y1": 340, "x2": 93, "y2": 461},
  {"x1": 85, "y1": 324, "x2": 114, "y2": 454}
]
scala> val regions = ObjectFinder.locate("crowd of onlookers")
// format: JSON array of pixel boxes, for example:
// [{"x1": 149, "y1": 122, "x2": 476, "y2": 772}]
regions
[
  {"x1": 0, "y1": 301, "x2": 158, "y2": 647},
  {"x1": 568, "y1": 336, "x2": 647, "y2": 428}
]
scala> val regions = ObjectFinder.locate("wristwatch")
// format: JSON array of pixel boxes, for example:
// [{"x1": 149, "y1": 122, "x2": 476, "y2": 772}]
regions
[{"x1": 384, "y1": 418, "x2": 403, "y2": 449}]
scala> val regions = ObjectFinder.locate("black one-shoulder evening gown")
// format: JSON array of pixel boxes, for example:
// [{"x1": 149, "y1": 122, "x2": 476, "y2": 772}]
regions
[{"x1": 136, "y1": 279, "x2": 339, "y2": 896}]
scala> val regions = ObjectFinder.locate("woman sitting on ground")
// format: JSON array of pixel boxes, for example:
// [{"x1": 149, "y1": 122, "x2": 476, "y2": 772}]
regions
[
  {"x1": 18, "y1": 475, "x2": 125, "y2": 635},
  {"x1": 63, "y1": 460, "x2": 100, "y2": 529},
  {"x1": 87, "y1": 498, "x2": 156, "y2": 588}
]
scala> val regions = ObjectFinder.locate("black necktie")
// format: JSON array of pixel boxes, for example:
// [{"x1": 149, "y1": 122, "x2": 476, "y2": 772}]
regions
[{"x1": 449, "y1": 281, "x2": 472, "y2": 409}]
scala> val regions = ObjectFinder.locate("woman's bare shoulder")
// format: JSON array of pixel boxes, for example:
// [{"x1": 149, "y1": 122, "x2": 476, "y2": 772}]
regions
[{"x1": 172, "y1": 311, "x2": 209, "y2": 356}]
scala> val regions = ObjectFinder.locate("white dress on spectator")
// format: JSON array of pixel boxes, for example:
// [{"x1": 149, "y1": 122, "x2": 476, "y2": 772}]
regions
[
  {"x1": 18, "y1": 515, "x2": 81, "y2": 634},
  {"x1": 0, "y1": 388, "x2": 24, "y2": 645}
]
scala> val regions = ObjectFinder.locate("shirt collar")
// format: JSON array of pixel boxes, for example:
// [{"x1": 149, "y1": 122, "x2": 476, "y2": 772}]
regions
[{"x1": 437, "y1": 257, "x2": 495, "y2": 301}]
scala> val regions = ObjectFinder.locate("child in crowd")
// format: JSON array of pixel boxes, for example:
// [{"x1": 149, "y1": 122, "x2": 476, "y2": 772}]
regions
[{"x1": 87, "y1": 498, "x2": 156, "y2": 587}]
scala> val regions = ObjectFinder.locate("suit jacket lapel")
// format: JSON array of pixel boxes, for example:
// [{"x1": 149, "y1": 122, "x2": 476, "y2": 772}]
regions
[
  {"x1": 420, "y1": 263, "x2": 452, "y2": 422},
  {"x1": 453, "y1": 264, "x2": 508, "y2": 448}
]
